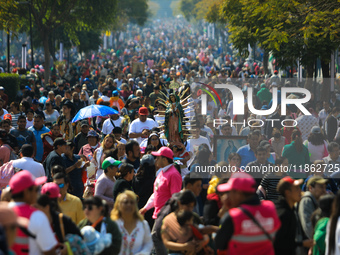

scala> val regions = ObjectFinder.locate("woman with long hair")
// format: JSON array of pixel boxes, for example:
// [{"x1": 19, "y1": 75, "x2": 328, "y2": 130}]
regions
[
  {"x1": 146, "y1": 132, "x2": 165, "y2": 150},
  {"x1": 325, "y1": 107, "x2": 340, "y2": 142},
  {"x1": 20, "y1": 100, "x2": 31, "y2": 114},
  {"x1": 304, "y1": 126, "x2": 329, "y2": 162},
  {"x1": 132, "y1": 154, "x2": 156, "y2": 228},
  {"x1": 282, "y1": 130, "x2": 310, "y2": 170},
  {"x1": 38, "y1": 183, "x2": 82, "y2": 254},
  {"x1": 190, "y1": 147, "x2": 214, "y2": 215},
  {"x1": 312, "y1": 194, "x2": 334, "y2": 255},
  {"x1": 43, "y1": 101, "x2": 60, "y2": 124},
  {"x1": 78, "y1": 196, "x2": 122, "y2": 255},
  {"x1": 112, "y1": 142, "x2": 126, "y2": 161},
  {"x1": 326, "y1": 191, "x2": 340, "y2": 254},
  {"x1": 10, "y1": 102, "x2": 23, "y2": 128},
  {"x1": 93, "y1": 134, "x2": 118, "y2": 179},
  {"x1": 111, "y1": 190, "x2": 153, "y2": 255},
  {"x1": 269, "y1": 127, "x2": 288, "y2": 156},
  {"x1": 57, "y1": 100, "x2": 80, "y2": 141},
  {"x1": 112, "y1": 163, "x2": 134, "y2": 201}
]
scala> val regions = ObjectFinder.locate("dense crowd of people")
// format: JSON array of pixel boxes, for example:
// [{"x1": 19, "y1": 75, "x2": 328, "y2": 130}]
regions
[{"x1": 1, "y1": 18, "x2": 340, "y2": 255}]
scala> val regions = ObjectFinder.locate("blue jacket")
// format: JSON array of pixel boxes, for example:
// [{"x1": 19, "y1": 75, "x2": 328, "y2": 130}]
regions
[{"x1": 28, "y1": 125, "x2": 50, "y2": 162}]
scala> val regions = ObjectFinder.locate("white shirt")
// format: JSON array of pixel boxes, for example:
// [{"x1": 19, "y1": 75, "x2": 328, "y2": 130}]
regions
[
  {"x1": 201, "y1": 125, "x2": 214, "y2": 140},
  {"x1": 0, "y1": 109, "x2": 8, "y2": 120},
  {"x1": 303, "y1": 140, "x2": 328, "y2": 162},
  {"x1": 184, "y1": 105, "x2": 195, "y2": 121},
  {"x1": 26, "y1": 119, "x2": 34, "y2": 129},
  {"x1": 296, "y1": 115, "x2": 319, "y2": 141},
  {"x1": 118, "y1": 137, "x2": 127, "y2": 144},
  {"x1": 319, "y1": 109, "x2": 330, "y2": 127},
  {"x1": 116, "y1": 219, "x2": 153, "y2": 255},
  {"x1": 218, "y1": 108, "x2": 228, "y2": 118},
  {"x1": 129, "y1": 118, "x2": 158, "y2": 144},
  {"x1": 154, "y1": 114, "x2": 165, "y2": 126},
  {"x1": 207, "y1": 100, "x2": 217, "y2": 117},
  {"x1": 9, "y1": 202, "x2": 58, "y2": 255},
  {"x1": 43, "y1": 110, "x2": 60, "y2": 124},
  {"x1": 227, "y1": 100, "x2": 234, "y2": 119},
  {"x1": 12, "y1": 157, "x2": 45, "y2": 178},
  {"x1": 186, "y1": 136, "x2": 211, "y2": 167},
  {"x1": 102, "y1": 117, "x2": 123, "y2": 135}
]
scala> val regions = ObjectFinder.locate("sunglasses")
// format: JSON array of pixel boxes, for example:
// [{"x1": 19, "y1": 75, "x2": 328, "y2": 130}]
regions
[{"x1": 58, "y1": 183, "x2": 65, "y2": 189}]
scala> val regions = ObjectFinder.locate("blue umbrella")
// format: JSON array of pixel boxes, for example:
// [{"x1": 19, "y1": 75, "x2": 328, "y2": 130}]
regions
[{"x1": 72, "y1": 105, "x2": 119, "y2": 123}]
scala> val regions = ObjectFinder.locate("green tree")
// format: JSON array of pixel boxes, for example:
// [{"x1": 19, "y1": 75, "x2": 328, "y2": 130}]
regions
[
  {"x1": 213, "y1": 0, "x2": 340, "y2": 98},
  {"x1": 0, "y1": 0, "x2": 20, "y2": 31},
  {"x1": 180, "y1": 0, "x2": 200, "y2": 21},
  {"x1": 10, "y1": 0, "x2": 119, "y2": 81}
]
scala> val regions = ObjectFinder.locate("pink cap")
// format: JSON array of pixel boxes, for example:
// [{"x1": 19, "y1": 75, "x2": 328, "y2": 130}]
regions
[
  {"x1": 9, "y1": 170, "x2": 47, "y2": 195},
  {"x1": 217, "y1": 172, "x2": 256, "y2": 193},
  {"x1": 151, "y1": 147, "x2": 174, "y2": 159},
  {"x1": 41, "y1": 183, "x2": 61, "y2": 198}
]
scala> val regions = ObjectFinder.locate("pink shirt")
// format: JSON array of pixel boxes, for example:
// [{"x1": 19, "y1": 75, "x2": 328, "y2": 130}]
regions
[
  {"x1": 153, "y1": 165, "x2": 182, "y2": 219},
  {"x1": 78, "y1": 143, "x2": 100, "y2": 161}
]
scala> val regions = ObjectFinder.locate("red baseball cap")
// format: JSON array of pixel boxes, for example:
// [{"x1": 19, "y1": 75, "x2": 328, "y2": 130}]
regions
[
  {"x1": 151, "y1": 147, "x2": 174, "y2": 160},
  {"x1": 217, "y1": 172, "x2": 256, "y2": 193},
  {"x1": 138, "y1": 107, "x2": 148, "y2": 116},
  {"x1": 280, "y1": 176, "x2": 304, "y2": 186},
  {"x1": 3, "y1": 114, "x2": 12, "y2": 121},
  {"x1": 41, "y1": 183, "x2": 61, "y2": 198},
  {"x1": 9, "y1": 170, "x2": 47, "y2": 195}
]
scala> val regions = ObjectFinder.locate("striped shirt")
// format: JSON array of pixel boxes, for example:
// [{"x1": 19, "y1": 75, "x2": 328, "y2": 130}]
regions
[
  {"x1": 260, "y1": 173, "x2": 286, "y2": 202},
  {"x1": 11, "y1": 113, "x2": 24, "y2": 128}
]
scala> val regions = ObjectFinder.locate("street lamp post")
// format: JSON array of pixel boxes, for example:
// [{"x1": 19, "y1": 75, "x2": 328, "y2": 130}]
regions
[
  {"x1": 18, "y1": 1, "x2": 34, "y2": 68},
  {"x1": 22, "y1": 44, "x2": 27, "y2": 68},
  {"x1": 7, "y1": 29, "x2": 10, "y2": 73},
  {"x1": 29, "y1": 0, "x2": 33, "y2": 67}
]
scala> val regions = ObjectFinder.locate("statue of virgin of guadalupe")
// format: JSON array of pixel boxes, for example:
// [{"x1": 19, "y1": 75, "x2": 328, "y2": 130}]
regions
[{"x1": 164, "y1": 93, "x2": 185, "y2": 144}]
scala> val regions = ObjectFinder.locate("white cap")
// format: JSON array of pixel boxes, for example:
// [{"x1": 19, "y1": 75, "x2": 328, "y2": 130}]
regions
[{"x1": 129, "y1": 78, "x2": 134, "y2": 82}]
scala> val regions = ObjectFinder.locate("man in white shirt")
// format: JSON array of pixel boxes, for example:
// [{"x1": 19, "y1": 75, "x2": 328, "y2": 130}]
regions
[
  {"x1": 101, "y1": 106, "x2": 123, "y2": 135},
  {"x1": 12, "y1": 144, "x2": 45, "y2": 178},
  {"x1": 114, "y1": 73, "x2": 124, "y2": 89},
  {"x1": 129, "y1": 107, "x2": 158, "y2": 144},
  {"x1": 112, "y1": 127, "x2": 127, "y2": 144},
  {"x1": 9, "y1": 170, "x2": 57, "y2": 255},
  {"x1": 318, "y1": 101, "x2": 332, "y2": 127},
  {"x1": 186, "y1": 127, "x2": 211, "y2": 167}
]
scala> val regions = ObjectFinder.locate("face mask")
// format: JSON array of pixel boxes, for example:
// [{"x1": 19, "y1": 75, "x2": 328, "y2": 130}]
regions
[{"x1": 91, "y1": 145, "x2": 98, "y2": 149}]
